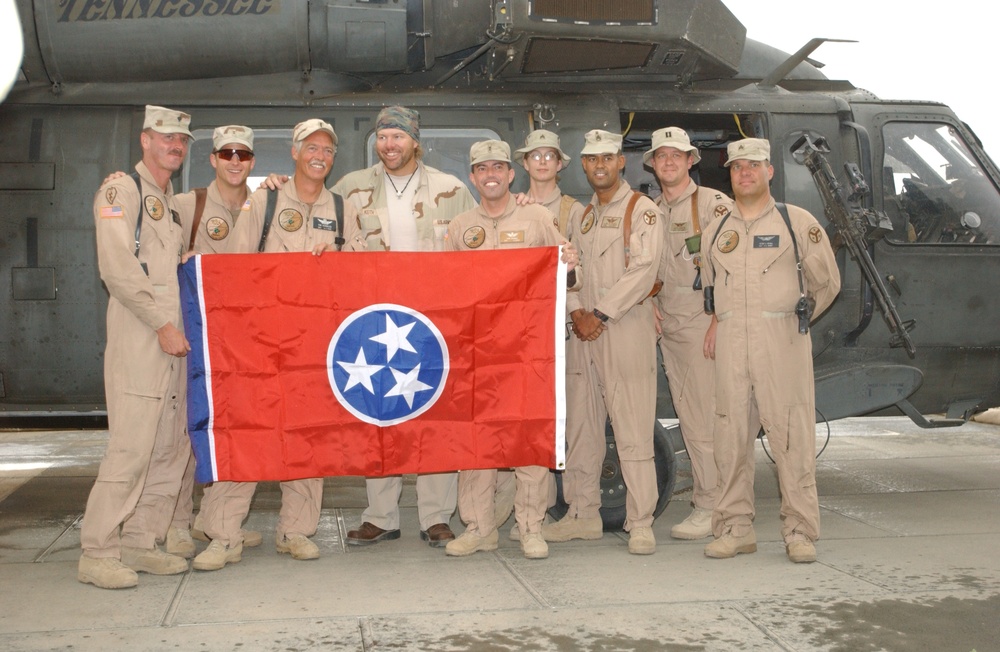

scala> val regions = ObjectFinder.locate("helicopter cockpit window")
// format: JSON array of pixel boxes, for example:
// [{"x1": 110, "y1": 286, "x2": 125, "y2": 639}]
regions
[
  {"x1": 882, "y1": 122, "x2": 999, "y2": 244},
  {"x1": 182, "y1": 128, "x2": 293, "y2": 194},
  {"x1": 366, "y1": 127, "x2": 498, "y2": 200}
]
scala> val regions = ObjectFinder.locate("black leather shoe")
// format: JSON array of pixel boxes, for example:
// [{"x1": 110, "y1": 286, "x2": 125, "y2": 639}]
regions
[
  {"x1": 420, "y1": 523, "x2": 455, "y2": 548},
  {"x1": 346, "y1": 522, "x2": 401, "y2": 546}
]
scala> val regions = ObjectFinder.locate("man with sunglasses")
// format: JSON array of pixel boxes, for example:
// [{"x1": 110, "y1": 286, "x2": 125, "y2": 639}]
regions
[
  {"x1": 545, "y1": 130, "x2": 664, "y2": 555},
  {"x1": 171, "y1": 125, "x2": 267, "y2": 568},
  {"x1": 646, "y1": 127, "x2": 733, "y2": 542},
  {"x1": 79, "y1": 105, "x2": 194, "y2": 589}
]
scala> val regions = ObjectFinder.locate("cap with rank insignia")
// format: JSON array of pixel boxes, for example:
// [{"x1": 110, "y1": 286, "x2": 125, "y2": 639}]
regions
[
  {"x1": 293, "y1": 118, "x2": 338, "y2": 146},
  {"x1": 143, "y1": 105, "x2": 193, "y2": 137},
  {"x1": 580, "y1": 129, "x2": 622, "y2": 156},
  {"x1": 725, "y1": 138, "x2": 770, "y2": 166},
  {"x1": 643, "y1": 126, "x2": 701, "y2": 165},
  {"x1": 212, "y1": 125, "x2": 254, "y2": 151},
  {"x1": 514, "y1": 129, "x2": 571, "y2": 167},
  {"x1": 469, "y1": 139, "x2": 511, "y2": 167}
]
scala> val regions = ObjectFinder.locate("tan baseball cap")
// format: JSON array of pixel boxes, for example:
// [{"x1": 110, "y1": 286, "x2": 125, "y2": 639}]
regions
[
  {"x1": 143, "y1": 105, "x2": 192, "y2": 137},
  {"x1": 725, "y1": 138, "x2": 770, "y2": 166},
  {"x1": 643, "y1": 126, "x2": 701, "y2": 165},
  {"x1": 469, "y1": 139, "x2": 512, "y2": 167},
  {"x1": 293, "y1": 118, "x2": 338, "y2": 146},
  {"x1": 580, "y1": 129, "x2": 622, "y2": 156},
  {"x1": 514, "y1": 129, "x2": 571, "y2": 167},
  {"x1": 212, "y1": 125, "x2": 254, "y2": 151}
]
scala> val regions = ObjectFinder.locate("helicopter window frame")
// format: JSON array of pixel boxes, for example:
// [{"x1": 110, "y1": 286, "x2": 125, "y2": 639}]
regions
[{"x1": 880, "y1": 121, "x2": 999, "y2": 246}]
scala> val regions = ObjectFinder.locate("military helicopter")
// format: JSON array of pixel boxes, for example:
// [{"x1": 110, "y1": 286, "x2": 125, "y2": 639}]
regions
[{"x1": 2, "y1": 0, "x2": 998, "y2": 528}]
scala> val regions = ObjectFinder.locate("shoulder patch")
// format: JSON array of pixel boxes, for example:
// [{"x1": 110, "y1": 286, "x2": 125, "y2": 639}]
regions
[
  {"x1": 463, "y1": 225, "x2": 486, "y2": 248},
  {"x1": 808, "y1": 225, "x2": 824, "y2": 244},
  {"x1": 144, "y1": 196, "x2": 164, "y2": 221},
  {"x1": 100, "y1": 205, "x2": 124, "y2": 220},
  {"x1": 106, "y1": 187, "x2": 117, "y2": 204},
  {"x1": 718, "y1": 230, "x2": 740, "y2": 254},
  {"x1": 643, "y1": 209, "x2": 657, "y2": 225},
  {"x1": 279, "y1": 209, "x2": 304, "y2": 232},
  {"x1": 206, "y1": 217, "x2": 230, "y2": 240},
  {"x1": 714, "y1": 205, "x2": 729, "y2": 219}
]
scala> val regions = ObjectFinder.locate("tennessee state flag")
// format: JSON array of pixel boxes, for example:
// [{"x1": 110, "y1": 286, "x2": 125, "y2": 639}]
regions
[{"x1": 179, "y1": 249, "x2": 567, "y2": 482}]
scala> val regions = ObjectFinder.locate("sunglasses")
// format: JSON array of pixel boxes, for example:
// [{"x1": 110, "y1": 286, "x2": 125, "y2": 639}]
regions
[
  {"x1": 528, "y1": 151, "x2": 559, "y2": 162},
  {"x1": 213, "y1": 148, "x2": 254, "y2": 162}
]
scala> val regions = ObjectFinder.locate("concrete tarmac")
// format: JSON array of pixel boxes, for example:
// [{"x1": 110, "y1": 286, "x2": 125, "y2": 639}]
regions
[{"x1": 0, "y1": 416, "x2": 997, "y2": 651}]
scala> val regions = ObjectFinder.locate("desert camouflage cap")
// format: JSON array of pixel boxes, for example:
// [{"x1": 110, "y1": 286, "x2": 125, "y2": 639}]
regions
[
  {"x1": 293, "y1": 118, "x2": 338, "y2": 146},
  {"x1": 644, "y1": 126, "x2": 701, "y2": 165},
  {"x1": 143, "y1": 105, "x2": 192, "y2": 137},
  {"x1": 376, "y1": 106, "x2": 420, "y2": 143},
  {"x1": 725, "y1": 138, "x2": 770, "y2": 166},
  {"x1": 580, "y1": 129, "x2": 622, "y2": 156},
  {"x1": 469, "y1": 139, "x2": 512, "y2": 167},
  {"x1": 514, "y1": 129, "x2": 571, "y2": 167},
  {"x1": 212, "y1": 125, "x2": 254, "y2": 151}
]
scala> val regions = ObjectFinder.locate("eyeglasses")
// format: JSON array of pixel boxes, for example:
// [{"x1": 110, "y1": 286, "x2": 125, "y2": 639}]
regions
[
  {"x1": 213, "y1": 148, "x2": 254, "y2": 162},
  {"x1": 528, "y1": 151, "x2": 559, "y2": 162}
]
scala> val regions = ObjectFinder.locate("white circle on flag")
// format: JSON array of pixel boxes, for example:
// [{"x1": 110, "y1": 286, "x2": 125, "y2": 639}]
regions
[{"x1": 327, "y1": 303, "x2": 449, "y2": 427}]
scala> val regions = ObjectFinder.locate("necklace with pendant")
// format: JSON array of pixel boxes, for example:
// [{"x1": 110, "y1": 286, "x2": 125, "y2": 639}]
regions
[{"x1": 386, "y1": 170, "x2": 416, "y2": 198}]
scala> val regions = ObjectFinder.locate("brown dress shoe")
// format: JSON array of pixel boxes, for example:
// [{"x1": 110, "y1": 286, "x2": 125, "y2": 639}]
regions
[
  {"x1": 420, "y1": 523, "x2": 455, "y2": 548},
  {"x1": 346, "y1": 521, "x2": 401, "y2": 546}
]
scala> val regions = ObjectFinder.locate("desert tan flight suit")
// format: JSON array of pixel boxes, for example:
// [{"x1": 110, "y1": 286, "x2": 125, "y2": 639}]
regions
[
  {"x1": 339, "y1": 161, "x2": 475, "y2": 531},
  {"x1": 81, "y1": 160, "x2": 190, "y2": 558},
  {"x1": 444, "y1": 196, "x2": 566, "y2": 537},
  {"x1": 201, "y1": 181, "x2": 351, "y2": 546},
  {"x1": 703, "y1": 197, "x2": 840, "y2": 543},
  {"x1": 565, "y1": 182, "x2": 664, "y2": 530},
  {"x1": 167, "y1": 183, "x2": 251, "y2": 533},
  {"x1": 654, "y1": 184, "x2": 733, "y2": 512}
]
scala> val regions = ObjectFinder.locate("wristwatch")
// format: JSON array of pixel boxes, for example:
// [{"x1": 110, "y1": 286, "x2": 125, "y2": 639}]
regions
[{"x1": 593, "y1": 308, "x2": 609, "y2": 323}]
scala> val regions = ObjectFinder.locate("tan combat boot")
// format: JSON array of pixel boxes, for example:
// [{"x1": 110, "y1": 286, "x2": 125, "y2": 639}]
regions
[
  {"x1": 276, "y1": 534, "x2": 320, "y2": 560},
  {"x1": 445, "y1": 529, "x2": 499, "y2": 557},
  {"x1": 121, "y1": 546, "x2": 189, "y2": 574},
  {"x1": 166, "y1": 526, "x2": 196, "y2": 558},
  {"x1": 193, "y1": 540, "x2": 243, "y2": 571},
  {"x1": 704, "y1": 528, "x2": 757, "y2": 559},
  {"x1": 541, "y1": 515, "x2": 603, "y2": 542},
  {"x1": 628, "y1": 527, "x2": 656, "y2": 555},
  {"x1": 670, "y1": 507, "x2": 713, "y2": 540},
  {"x1": 78, "y1": 555, "x2": 138, "y2": 589},
  {"x1": 520, "y1": 532, "x2": 549, "y2": 559},
  {"x1": 786, "y1": 539, "x2": 817, "y2": 563}
]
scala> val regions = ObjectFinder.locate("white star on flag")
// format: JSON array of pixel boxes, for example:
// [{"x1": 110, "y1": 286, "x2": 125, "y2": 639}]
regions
[
  {"x1": 384, "y1": 363, "x2": 433, "y2": 408},
  {"x1": 337, "y1": 349, "x2": 383, "y2": 393},
  {"x1": 369, "y1": 314, "x2": 417, "y2": 361}
]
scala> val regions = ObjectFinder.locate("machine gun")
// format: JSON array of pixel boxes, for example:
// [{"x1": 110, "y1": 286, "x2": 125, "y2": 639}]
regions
[{"x1": 791, "y1": 135, "x2": 917, "y2": 358}]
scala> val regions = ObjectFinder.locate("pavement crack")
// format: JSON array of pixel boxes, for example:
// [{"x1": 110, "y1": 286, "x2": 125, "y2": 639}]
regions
[
  {"x1": 358, "y1": 616, "x2": 375, "y2": 650},
  {"x1": 33, "y1": 514, "x2": 81, "y2": 563},
  {"x1": 494, "y1": 551, "x2": 553, "y2": 609},
  {"x1": 160, "y1": 569, "x2": 192, "y2": 627}
]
